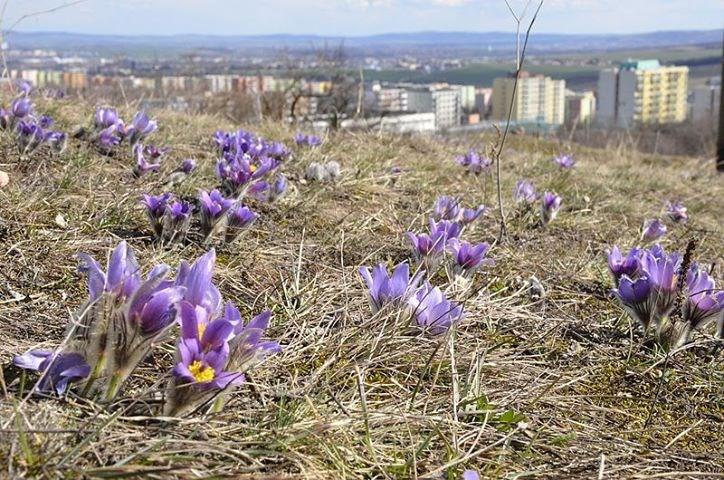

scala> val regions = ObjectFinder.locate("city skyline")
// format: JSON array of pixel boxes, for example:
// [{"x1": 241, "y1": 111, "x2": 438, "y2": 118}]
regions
[{"x1": 2, "y1": 0, "x2": 722, "y2": 37}]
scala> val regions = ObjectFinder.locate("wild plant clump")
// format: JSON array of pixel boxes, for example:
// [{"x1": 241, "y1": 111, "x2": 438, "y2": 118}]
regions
[
  {"x1": 13, "y1": 242, "x2": 279, "y2": 416},
  {"x1": 607, "y1": 243, "x2": 723, "y2": 348}
]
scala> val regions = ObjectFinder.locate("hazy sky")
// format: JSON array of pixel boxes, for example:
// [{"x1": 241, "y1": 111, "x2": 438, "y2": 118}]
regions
[{"x1": 3, "y1": 0, "x2": 723, "y2": 36}]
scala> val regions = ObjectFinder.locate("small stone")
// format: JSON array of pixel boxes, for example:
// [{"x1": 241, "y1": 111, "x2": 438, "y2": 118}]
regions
[
  {"x1": 0, "y1": 170, "x2": 8, "y2": 188},
  {"x1": 54, "y1": 214, "x2": 68, "y2": 229}
]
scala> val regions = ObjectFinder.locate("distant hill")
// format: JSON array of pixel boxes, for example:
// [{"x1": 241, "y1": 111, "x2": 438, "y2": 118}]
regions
[{"x1": 5, "y1": 29, "x2": 722, "y2": 57}]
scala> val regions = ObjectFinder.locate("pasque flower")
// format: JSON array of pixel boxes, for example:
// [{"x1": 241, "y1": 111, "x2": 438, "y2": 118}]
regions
[
  {"x1": 665, "y1": 201, "x2": 688, "y2": 223},
  {"x1": 514, "y1": 180, "x2": 537, "y2": 203},
  {"x1": 94, "y1": 107, "x2": 119, "y2": 129},
  {"x1": 459, "y1": 206, "x2": 488, "y2": 225},
  {"x1": 455, "y1": 150, "x2": 493, "y2": 174},
  {"x1": 16, "y1": 120, "x2": 45, "y2": 154},
  {"x1": 54, "y1": 241, "x2": 186, "y2": 399},
  {"x1": 182, "y1": 159, "x2": 197, "y2": 174},
  {"x1": 199, "y1": 189, "x2": 235, "y2": 238},
  {"x1": 162, "y1": 201, "x2": 194, "y2": 242},
  {"x1": 408, "y1": 283, "x2": 464, "y2": 335},
  {"x1": 433, "y1": 196, "x2": 461, "y2": 221},
  {"x1": 164, "y1": 250, "x2": 278, "y2": 416},
  {"x1": 267, "y1": 175, "x2": 288, "y2": 203},
  {"x1": 642, "y1": 218, "x2": 666, "y2": 242},
  {"x1": 541, "y1": 191, "x2": 562, "y2": 225},
  {"x1": 446, "y1": 239, "x2": 494, "y2": 277},
  {"x1": 11, "y1": 97, "x2": 33, "y2": 119},
  {"x1": 552, "y1": 154, "x2": 575, "y2": 169},
  {"x1": 610, "y1": 244, "x2": 723, "y2": 347},
  {"x1": 134, "y1": 145, "x2": 161, "y2": 176},
  {"x1": 607, "y1": 246, "x2": 642, "y2": 283},
  {"x1": 13, "y1": 350, "x2": 90, "y2": 395},
  {"x1": 359, "y1": 262, "x2": 424, "y2": 313},
  {"x1": 295, "y1": 132, "x2": 322, "y2": 147},
  {"x1": 612, "y1": 274, "x2": 656, "y2": 330},
  {"x1": 141, "y1": 193, "x2": 172, "y2": 237},
  {"x1": 682, "y1": 264, "x2": 724, "y2": 333},
  {"x1": 128, "y1": 111, "x2": 158, "y2": 145},
  {"x1": 225, "y1": 205, "x2": 258, "y2": 242}
]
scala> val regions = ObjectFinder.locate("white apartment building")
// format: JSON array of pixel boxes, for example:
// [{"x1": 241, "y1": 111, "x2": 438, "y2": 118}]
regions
[{"x1": 491, "y1": 72, "x2": 566, "y2": 125}]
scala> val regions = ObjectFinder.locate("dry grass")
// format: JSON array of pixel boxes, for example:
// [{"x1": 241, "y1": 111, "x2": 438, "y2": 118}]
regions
[{"x1": 0, "y1": 97, "x2": 722, "y2": 479}]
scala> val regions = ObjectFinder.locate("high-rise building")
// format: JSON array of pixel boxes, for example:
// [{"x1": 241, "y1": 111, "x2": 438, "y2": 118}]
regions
[
  {"x1": 406, "y1": 86, "x2": 461, "y2": 130},
  {"x1": 565, "y1": 90, "x2": 597, "y2": 124},
  {"x1": 491, "y1": 72, "x2": 566, "y2": 125},
  {"x1": 597, "y1": 59, "x2": 688, "y2": 127}
]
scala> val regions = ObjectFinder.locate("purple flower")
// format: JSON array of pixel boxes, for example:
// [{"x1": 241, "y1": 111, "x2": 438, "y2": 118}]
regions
[
  {"x1": 268, "y1": 175, "x2": 288, "y2": 203},
  {"x1": 182, "y1": 159, "x2": 197, "y2": 174},
  {"x1": 163, "y1": 250, "x2": 279, "y2": 416},
  {"x1": 607, "y1": 246, "x2": 642, "y2": 283},
  {"x1": 141, "y1": 193, "x2": 172, "y2": 237},
  {"x1": 94, "y1": 107, "x2": 119, "y2": 129},
  {"x1": 142, "y1": 144, "x2": 169, "y2": 160},
  {"x1": 172, "y1": 338, "x2": 243, "y2": 390},
  {"x1": 74, "y1": 241, "x2": 185, "y2": 399},
  {"x1": 639, "y1": 245, "x2": 681, "y2": 319},
  {"x1": 13, "y1": 350, "x2": 90, "y2": 395},
  {"x1": 612, "y1": 274, "x2": 656, "y2": 330},
  {"x1": 514, "y1": 180, "x2": 537, "y2": 203},
  {"x1": 460, "y1": 206, "x2": 488, "y2": 225},
  {"x1": 39, "y1": 115, "x2": 54, "y2": 129},
  {"x1": 295, "y1": 132, "x2": 322, "y2": 147},
  {"x1": 358, "y1": 262, "x2": 423, "y2": 313},
  {"x1": 447, "y1": 239, "x2": 494, "y2": 276},
  {"x1": 432, "y1": 196, "x2": 461, "y2": 221},
  {"x1": 552, "y1": 154, "x2": 575, "y2": 169},
  {"x1": 429, "y1": 219, "x2": 462, "y2": 242},
  {"x1": 665, "y1": 201, "x2": 688, "y2": 224},
  {"x1": 456, "y1": 150, "x2": 492, "y2": 174},
  {"x1": 162, "y1": 201, "x2": 194, "y2": 242},
  {"x1": 11, "y1": 97, "x2": 32, "y2": 118},
  {"x1": 179, "y1": 301, "x2": 234, "y2": 351},
  {"x1": 179, "y1": 249, "x2": 222, "y2": 316},
  {"x1": 134, "y1": 145, "x2": 161, "y2": 176},
  {"x1": 199, "y1": 189, "x2": 234, "y2": 237},
  {"x1": 96, "y1": 125, "x2": 121, "y2": 151},
  {"x1": 683, "y1": 264, "x2": 724, "y2": 331},
  {"x1": 267, "y1": 142, "x2": 290, "y2": 161},
  {"x1": 642, "y1": 218, "x2": 666, "y2": 243},
  {"x1": 16, "y1": 120, "x2": 45, "y2": 153},
  {"x1": 541, "y1": 191, "x2": 562, "y2": 225},
  {"x1": 225, "y1": 205, "x2": 258, "y2": 242},
  {"x1": 128, "y1": 110, "x2": 157, "y2": 145},
  {"x1": 462, "y1": 471, "x2": 480, "y2": 480},
  {"x1": 44, "y1": 131, "x2": 67, "y2": 154},
  {"x1": 407, "y1": 283, "x2": 464, "y2": 335},
  {"x1": 407, "y1": 232, "x2": 446, "y2": 263},
  {"x1": 247, "y1": 180, "x2": 270, "y2": 201}
]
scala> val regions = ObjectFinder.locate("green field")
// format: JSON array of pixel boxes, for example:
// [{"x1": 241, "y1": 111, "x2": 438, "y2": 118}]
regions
[{"x1": 366, "y1": 47, "x2": 721, "y2": 89}]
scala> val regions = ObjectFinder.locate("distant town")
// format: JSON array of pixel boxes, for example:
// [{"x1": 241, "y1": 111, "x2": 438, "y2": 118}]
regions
[{"x1": 1, "y1": 31, "x2": 720, "y2": 135}]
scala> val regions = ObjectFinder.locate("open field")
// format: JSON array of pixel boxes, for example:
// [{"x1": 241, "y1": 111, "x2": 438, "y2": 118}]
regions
[
  {"x1": 366, "y1": 46, "x2": 721, "y2": 89},
  {"x1": 0, "y1": 98, "x2": 723, "y2": 478}
]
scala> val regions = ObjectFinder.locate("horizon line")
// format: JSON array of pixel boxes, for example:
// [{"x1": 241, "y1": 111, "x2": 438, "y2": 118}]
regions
[{"x1": 6, "y1": 27, "x2": 722, "y2": 39}]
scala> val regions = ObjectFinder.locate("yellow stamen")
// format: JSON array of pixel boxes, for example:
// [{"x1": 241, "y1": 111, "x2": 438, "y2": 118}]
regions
[
  {"x1": 188, "y1": 360, "x2": 215, "y2": 383},
  {"x1": 197, "y1": 323, "x2": 207, "y2": 340},
  {"x1": 250, "y1": 164, "x2": 258, "y2": 172}
]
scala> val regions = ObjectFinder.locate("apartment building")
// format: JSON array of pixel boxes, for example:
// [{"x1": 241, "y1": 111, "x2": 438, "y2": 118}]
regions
[
  {"x1": 565, "y1": 90, "x2": 596, "y2": 124},
  {"x1": 406, "y1": 86, "x2": 461, "y2": 130},
  {"x1": 597, "y1": 59, "x2": 688, "y2": 127},
  {"x1": 491, "y1": 72, "x2": 566, "y2": 125}
]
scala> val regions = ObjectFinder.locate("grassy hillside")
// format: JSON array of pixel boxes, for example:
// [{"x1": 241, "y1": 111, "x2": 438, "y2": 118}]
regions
[{"x1": 0, "y1": 98, "x2": 722, "y2": 478}]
